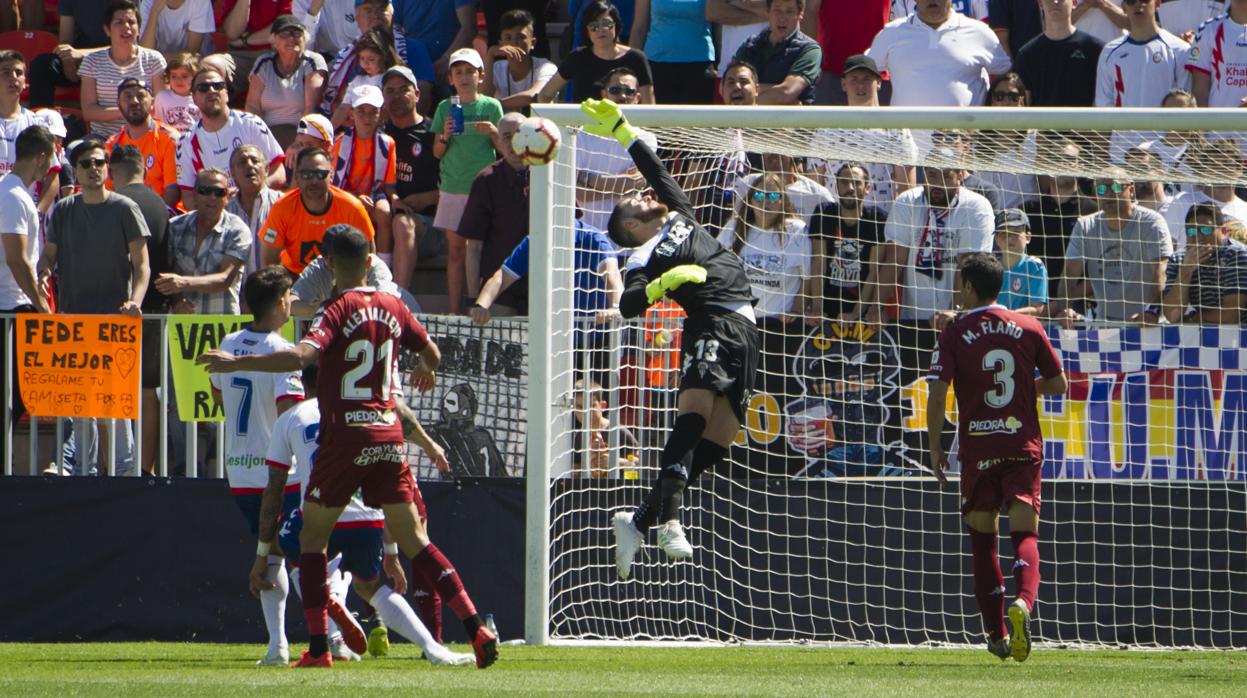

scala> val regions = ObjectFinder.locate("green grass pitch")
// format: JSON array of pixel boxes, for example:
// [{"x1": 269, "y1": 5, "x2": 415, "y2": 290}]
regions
[{"x1": 0, "y1": 643, "x2": 1243, "y2": 697}]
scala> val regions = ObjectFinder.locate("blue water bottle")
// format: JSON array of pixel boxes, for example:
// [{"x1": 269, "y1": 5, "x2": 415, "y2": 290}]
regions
[{"x1": 450, "y1": 95, "x2": 464, "y2": 136}]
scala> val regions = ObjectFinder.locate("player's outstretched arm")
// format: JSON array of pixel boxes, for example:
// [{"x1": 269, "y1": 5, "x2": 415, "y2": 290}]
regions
[
  {"x1": 580, "y1": 98, "x2": 695, "y2": 219},
  {"x1": 197, "y1": 343, "x2": 319, "y2": 374},
  {"x1": 925, "y1": 379, "x2": 951, "y2": 485}
]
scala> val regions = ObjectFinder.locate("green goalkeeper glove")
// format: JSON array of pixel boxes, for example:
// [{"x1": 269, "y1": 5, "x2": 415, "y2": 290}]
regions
[
  {"x1": 645, "y1": 264, "x2": 707, "y2": 304},
  {"x1": 581, "y1": 98, "x2": 642, "y2": 148}
]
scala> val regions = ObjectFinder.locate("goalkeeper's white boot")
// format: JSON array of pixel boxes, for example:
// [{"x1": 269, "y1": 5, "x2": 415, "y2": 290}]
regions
[
  {"x1": 657, "y1": 521, "x2": 693, "y2": 560},
  {"x1": 1008, "y1": 599, "x2": 1032, "y2": 663},
  {"x1": 613, "y1": 511, "x2": 644, "y2": 579}
]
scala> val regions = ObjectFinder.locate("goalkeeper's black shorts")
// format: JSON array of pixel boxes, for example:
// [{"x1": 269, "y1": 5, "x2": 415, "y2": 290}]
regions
[{"x1": 677, "y1": 309, "x2": 759, "y2": 424}]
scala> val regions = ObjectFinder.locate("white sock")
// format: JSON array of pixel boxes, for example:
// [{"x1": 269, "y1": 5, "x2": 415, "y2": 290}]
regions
[
  {"x1": 371, "y1": 584, "x2": 439, "y2": 654},
  {"x1": 260, "y1": 555, "x2": 288, "y2": 651}
]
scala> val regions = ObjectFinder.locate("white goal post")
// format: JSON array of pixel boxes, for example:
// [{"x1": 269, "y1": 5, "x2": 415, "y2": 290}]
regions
[{"x1": 523, "y1": 104, "x2": 1247, "y2": 649}]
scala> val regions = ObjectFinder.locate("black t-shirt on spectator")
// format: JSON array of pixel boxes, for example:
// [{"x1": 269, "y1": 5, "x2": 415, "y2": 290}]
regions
[
  {"x1": 384, "y1": 118, "x2": 440, "y2": 214},
  {"x1": 1014, "y1": 30, "x2": 1104, "y2": 107},
  {"x1": 115, "y1": 183, "x2": 171, "y2": 312},
  {"x1": 1024, "y1": 189, "x2": 1098, "y2": 295},
  {"x1": 988, "y1": 0, "x2": 1044, "y2": 57},
  {"x1": 60, "y1": 0, "x2": 111, "y2": 48},
  {"x1": 810, "y1": 202, "x2": 886, "y2": 318},
  {"x1": 557, "y1": 47, "x2": 653, "y2": 103}
]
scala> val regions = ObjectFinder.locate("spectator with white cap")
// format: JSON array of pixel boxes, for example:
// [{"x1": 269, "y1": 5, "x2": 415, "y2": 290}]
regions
[
  {"x1": 331, "y1": 83, "x2": 401, "y2": 269},
  {"x1": 432, "y1": 47, "x2": 504, "y2": 315},
  {"x1": 246, "y1": 14, "x2": 329, "y2": 147},
  {"x1": 867, "y1": 0, "x2": 1011, "y2": 107},
  {"x1": 30, "y1": 109, "x2": 70, "y2": 215},
  {"x1": 382, "y1": 65, "x2": 443, "y2": 290},
  {"x1": 282, "y1": 113, "x2": 336, "y2": 189}
]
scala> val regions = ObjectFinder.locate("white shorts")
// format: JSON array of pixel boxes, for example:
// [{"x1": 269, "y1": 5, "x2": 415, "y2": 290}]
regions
[{"x1": 433, "y1": 191, "x2": 470, "y2": 231}]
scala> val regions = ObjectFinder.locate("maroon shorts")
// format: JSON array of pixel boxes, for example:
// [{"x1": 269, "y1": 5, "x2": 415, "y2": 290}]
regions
[
  {"x1": 960, "y1": 455, "x2": 1042, "y2": 516},
  {"x1": 306, "y1": 439, "x2": 415, "y2": 509}
]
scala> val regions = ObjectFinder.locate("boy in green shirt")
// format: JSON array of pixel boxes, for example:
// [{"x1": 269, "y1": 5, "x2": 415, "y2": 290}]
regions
[{"x1": 432, "y1": 48, "x2": 505, "y2": 315}]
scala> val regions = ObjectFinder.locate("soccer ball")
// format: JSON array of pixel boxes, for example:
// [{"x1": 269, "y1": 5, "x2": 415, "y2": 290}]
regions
[{"x1": 511, "y1": 117, "x2": 561, "y2": 167}]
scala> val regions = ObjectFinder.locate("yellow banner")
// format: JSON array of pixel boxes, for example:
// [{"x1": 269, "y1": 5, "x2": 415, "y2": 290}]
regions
[
  {"x1": 16, "y1": 314, "x2": 141, "y2": 419},
  {"x1": 167, "y1": 316, "x2": 296, "y2": 422}
]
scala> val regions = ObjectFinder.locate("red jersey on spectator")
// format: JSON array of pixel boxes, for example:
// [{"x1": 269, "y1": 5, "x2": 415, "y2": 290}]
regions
[
  {"x1": 926, "y1": 304, "x2": 1062, "y2": 464},
  {"x1": 817, "y1": 0, "x2": 891, "y2": 74},
  {"x1": 300, "y1": 288, "x2": 430, "y2": 444}
]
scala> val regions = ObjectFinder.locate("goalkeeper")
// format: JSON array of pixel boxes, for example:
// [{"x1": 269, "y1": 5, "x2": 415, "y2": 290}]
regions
[{"x1": 581, "y1": 98, "x2": 760, "y2": 578}]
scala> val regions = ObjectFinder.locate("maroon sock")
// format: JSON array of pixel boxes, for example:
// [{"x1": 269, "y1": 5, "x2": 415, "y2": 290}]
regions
[
  {"x1": 968, "y1": 529, "x2": 1007, "y2": 641},
  {"x1": 412, "y1": 544, "x2": 481, "y2": 633},
  {"x1": 299, "y1": 552, "x2": 330, "y2": 650},
  {"x1": 411, "y1": 583, "x2": 443, "y2": 642},
  {"x1": 1010, "y1": 530, "x2": 1041, "y2": 612}
]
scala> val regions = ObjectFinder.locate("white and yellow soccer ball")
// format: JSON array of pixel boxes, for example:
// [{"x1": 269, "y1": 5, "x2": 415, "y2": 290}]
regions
[{"x1": 511, "y1": 116, "x2": 561, "y2": 167}]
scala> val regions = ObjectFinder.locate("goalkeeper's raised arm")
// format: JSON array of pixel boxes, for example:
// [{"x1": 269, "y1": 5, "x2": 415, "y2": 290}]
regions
[{"x1": 580, "y1": 98, "x2": 755, "y2": 320}]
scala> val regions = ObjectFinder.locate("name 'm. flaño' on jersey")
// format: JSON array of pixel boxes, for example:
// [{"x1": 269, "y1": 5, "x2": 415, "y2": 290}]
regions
[
  {"x1": 620, "y1": 139, "x2": 754, "y2": 317},
  {"x1": 926, "y1": 305, "x2": 1063, "y2": 465},
  {"x1": 210, "y1": 329, "x2": 305, "y2": 492},
  {"x1": 300, "y1": 288, "x2": 430, "y2": 443}
]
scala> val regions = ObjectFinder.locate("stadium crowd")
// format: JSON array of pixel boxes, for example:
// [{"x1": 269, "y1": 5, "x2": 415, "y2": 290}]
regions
[{"x1": 3, "y1": 0, "x2": 1247, "y2": 477}]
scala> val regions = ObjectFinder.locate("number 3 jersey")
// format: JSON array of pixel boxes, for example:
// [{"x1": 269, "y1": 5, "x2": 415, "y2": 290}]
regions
[
  {"x1": 926, "y1": 305, "x2": 1063, "y2": 464},
  {"x1": 210, "y1": 329, "x2": 306, "y2": 491},
  {"x1": 266, "y1": 397, "x2": 384, "y2": 526},
  {"x1": 301, "y1": 287, "x2": 430, "y2": 445}
]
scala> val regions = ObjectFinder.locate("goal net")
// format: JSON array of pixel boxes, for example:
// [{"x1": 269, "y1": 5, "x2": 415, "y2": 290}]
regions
[{"x1": 524, "y1": 105, "x2": 1247, "y2": 649}]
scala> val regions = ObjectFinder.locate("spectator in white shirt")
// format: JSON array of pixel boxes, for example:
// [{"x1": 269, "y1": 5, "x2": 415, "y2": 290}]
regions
[
  {"x1": 1159, "y1": 0, "x2": 1229, "y2": 39},
  {"x1": 891, "y1": 0, "x2": 988, "y2": 20},
  {"x1": 1186, "y1": 0, "x2": 1247, "y2": 107},
  {"x1": 707, "y1": 0, "x2": 769, "y2": 87},
  {"x1": 296, "y1": 0, "x2": 365, "y2": 55},
  {"x1": 1074, "y1": 0, "x2": 1128, "y2": 42},
  {"x1": 576, "y1": 67, "x2": 657, "y2": 232},
  {"x1": 1095, "y1": 0, "x2": 1190, "y2": 108},
  {"x1": 139, "y1": 0, "x2": 215, "y2": 55},
  {"x1": 875, "y1": 151, "x2": 996, "y2": 327},
  {"x1": 481, "y1": 9, "x2": 557, "y2": 112},
  {"x1": 868, "y1": 0, "x2": 1011, "y2": 106},
  {"x1": 1162, "y1": 138, "x2": 1247, "y2": 249}
]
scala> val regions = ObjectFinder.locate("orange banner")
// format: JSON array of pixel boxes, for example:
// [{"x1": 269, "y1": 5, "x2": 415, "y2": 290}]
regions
[{"x1": 16, "y1": 314, "x2": 141, "y2": 419}]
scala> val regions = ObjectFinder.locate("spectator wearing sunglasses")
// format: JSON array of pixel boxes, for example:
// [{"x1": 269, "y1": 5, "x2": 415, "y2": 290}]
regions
[
  {"x1": 1054, "y1": 169, "x2": 1172, "y2": 323},
  {"x1": 1148, "y1": 203, "x2": 1247, "y2": 325},
  {"x1": 576, "y1": 67, "x2": 658, "y2": 231},
  {"x1": 717, "y1": 172, "x2": 814, "y2": 323},
  {"x1": 38, "y1": 139, "x2": 151, "y2": 476},
  {"x1": 158, "y1": 167, "x2": 252, "y2": 314},
  {"x1": 259, "y1": 146, "x2": 376, "y2": 275},
  {"x1": 537, "y1": 1, "x2": 655, "y2": 104},
  {"x1": 174, "y1": 66, "x2": 286, "y2": 208}
]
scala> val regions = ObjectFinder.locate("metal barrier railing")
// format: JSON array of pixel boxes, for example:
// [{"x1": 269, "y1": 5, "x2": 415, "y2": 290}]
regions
[{"x1": 2, "y1": 313, "x2": 188, "y2": 477}]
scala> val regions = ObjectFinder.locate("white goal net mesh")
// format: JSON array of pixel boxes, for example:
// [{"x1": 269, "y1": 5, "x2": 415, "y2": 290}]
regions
[{"x1": 534, "y1": 109, "x2": 1247, "y2": 649}]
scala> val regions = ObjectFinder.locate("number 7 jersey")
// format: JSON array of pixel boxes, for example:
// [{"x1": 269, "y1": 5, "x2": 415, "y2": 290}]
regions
[
  {"x1": 926, "y1": 305, "x2": 1063, "y2": 464},
  {"x1": 210, "y1": 329, "x2": 306, "y2": 491},
  {"x1": 300, "y1": 287, "x2": 430, "y2": 444}
]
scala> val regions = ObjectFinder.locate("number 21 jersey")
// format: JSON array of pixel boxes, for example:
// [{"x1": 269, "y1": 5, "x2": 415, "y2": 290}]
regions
[{"x1": 301, "y1": 287, "x2": 430, "y2": 444}]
